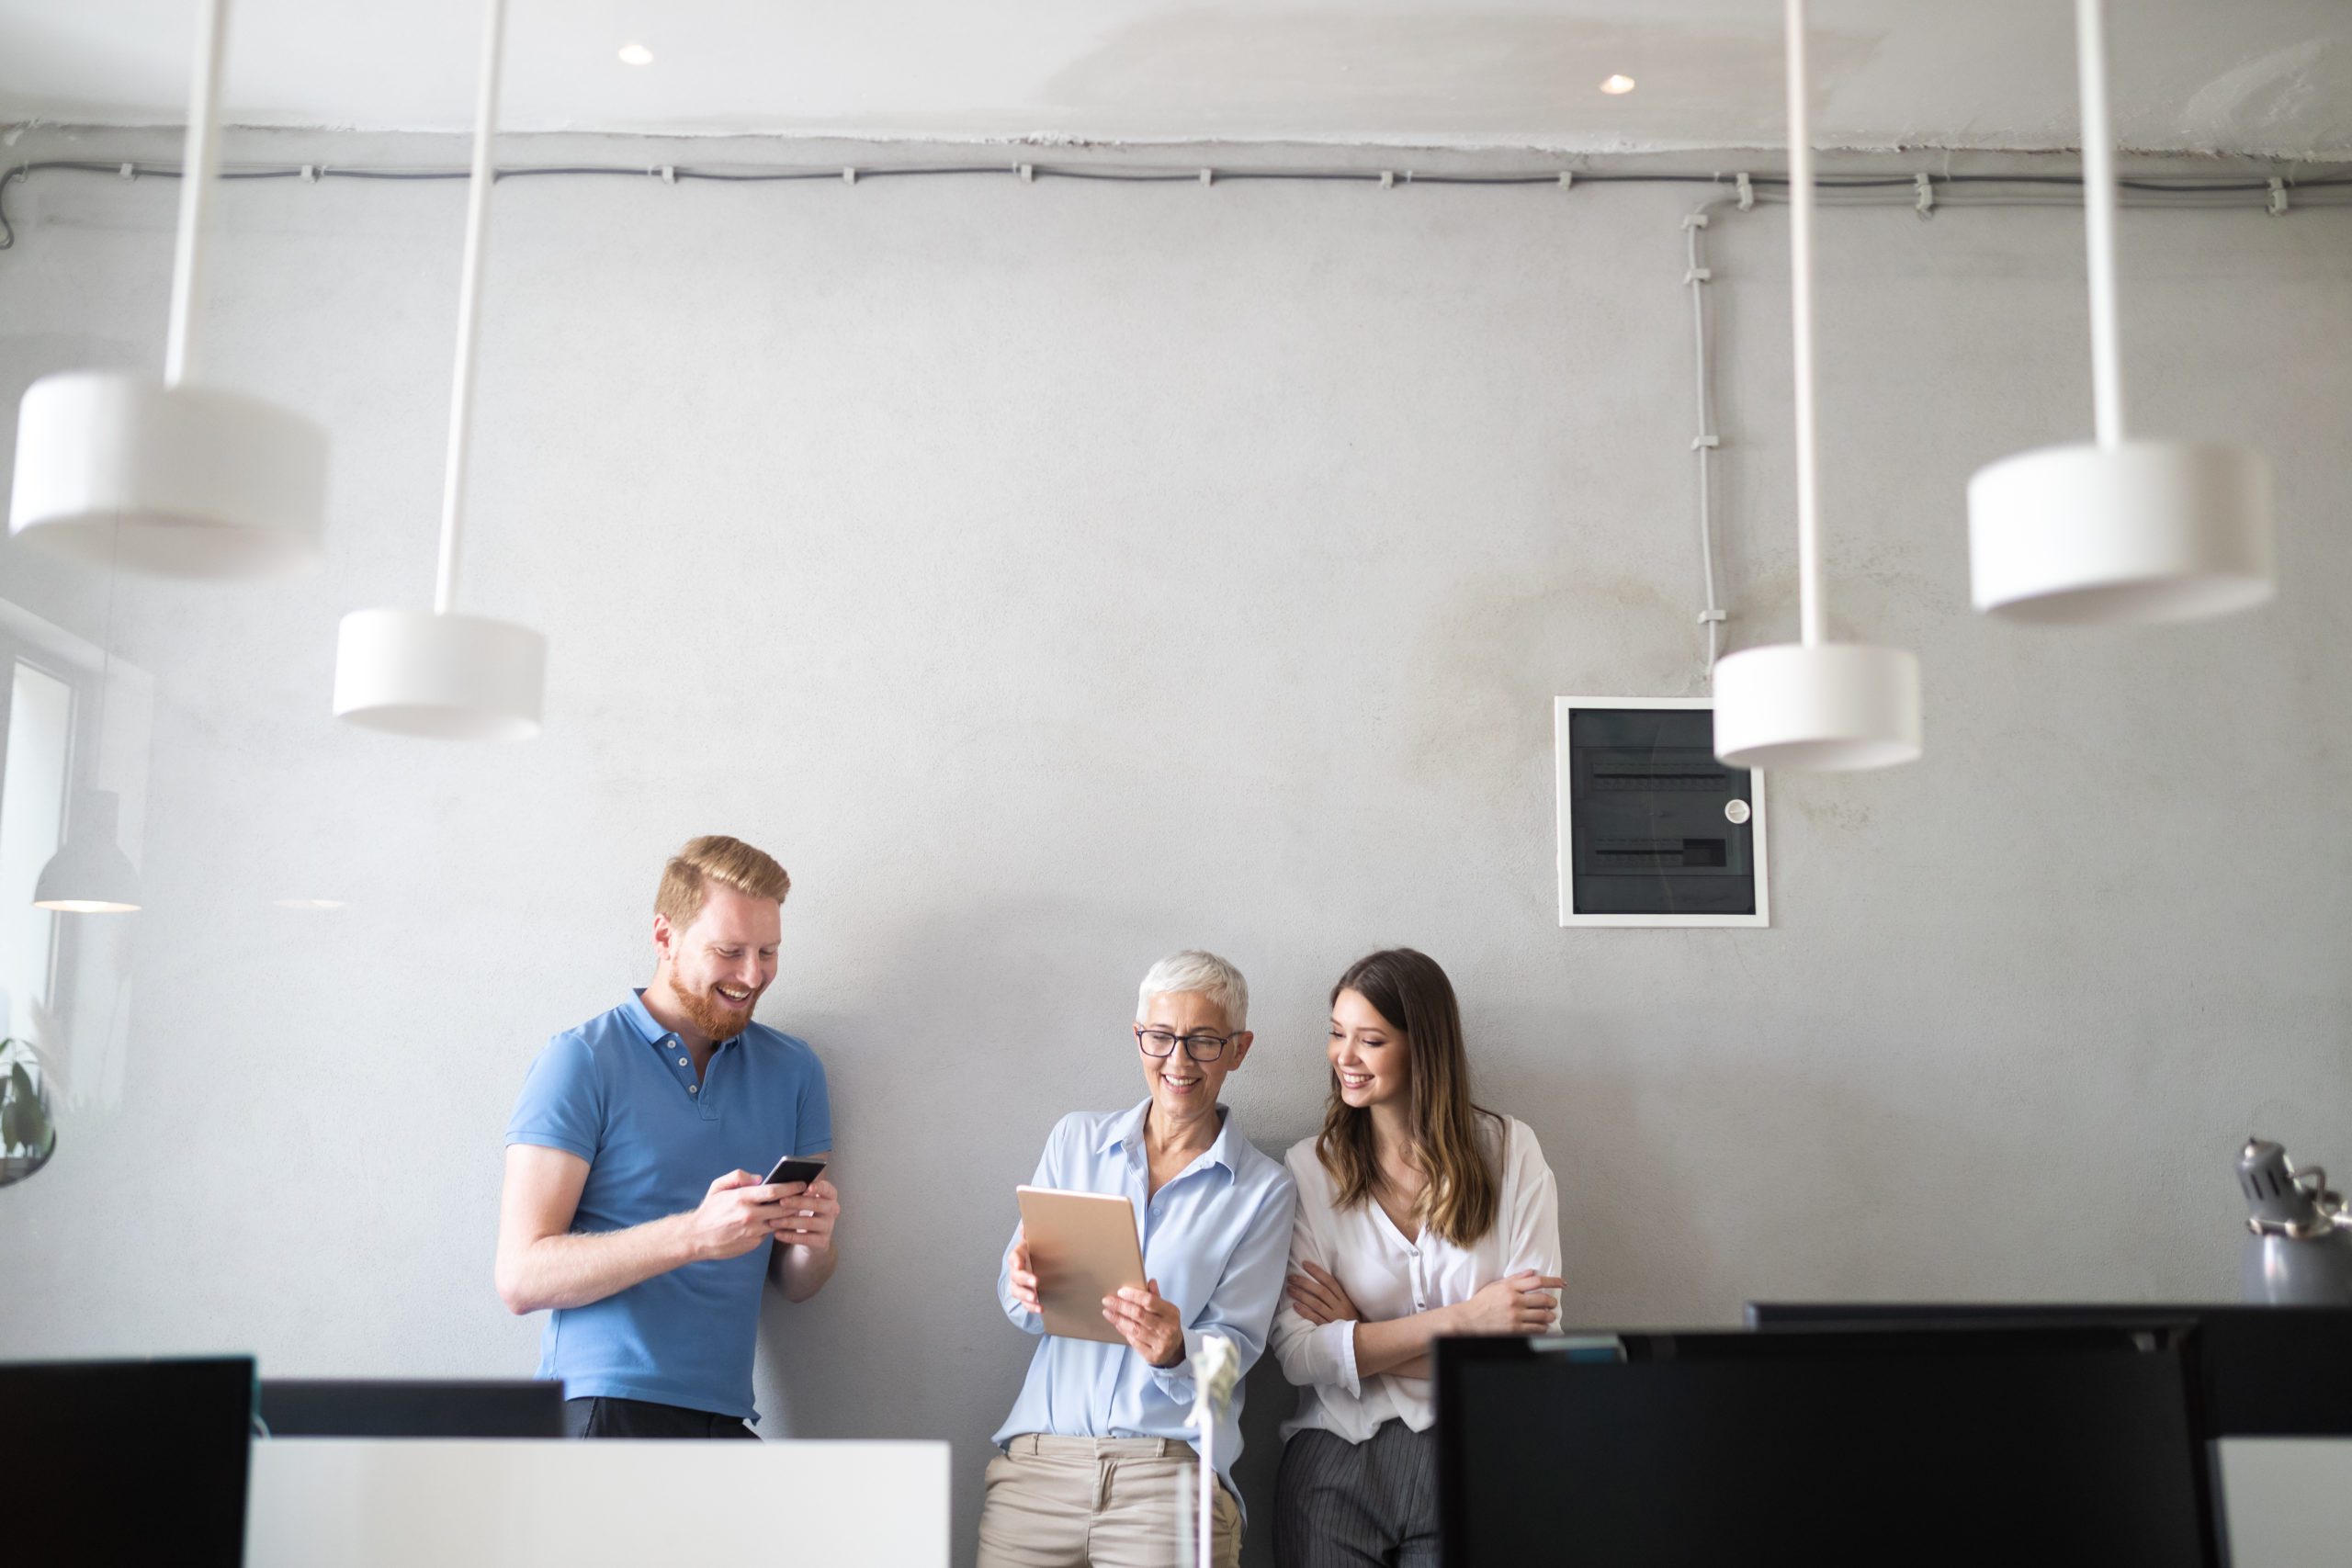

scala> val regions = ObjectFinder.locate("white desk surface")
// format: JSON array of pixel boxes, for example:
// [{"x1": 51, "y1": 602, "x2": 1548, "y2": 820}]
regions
[
  {"x1": 243, "y1": 1432, "x2": 2345, "y2": 1566},
  {"x1": 247, "y1": 1438, "x2": 951, "y2": 1567},
  {"x1": 2217, "y1": 1438, "x2": 2352, "y2": 1568}
]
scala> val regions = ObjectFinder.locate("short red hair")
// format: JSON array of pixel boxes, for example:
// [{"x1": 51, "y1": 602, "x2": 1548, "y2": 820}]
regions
[{"x1": 655, "y1": 835, "x2": 791, "y2": 929}]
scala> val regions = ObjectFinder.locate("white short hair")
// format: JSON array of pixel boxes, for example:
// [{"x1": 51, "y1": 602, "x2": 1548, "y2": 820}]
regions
[{"x1": 1136, "y1": 950, "x2": 1250, "y2": 1032}]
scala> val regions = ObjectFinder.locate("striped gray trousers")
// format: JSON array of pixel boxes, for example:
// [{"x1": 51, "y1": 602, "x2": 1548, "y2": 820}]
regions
[{"x1": 1272, "y1": 1421, "x2": 1440, "y2": 1568}]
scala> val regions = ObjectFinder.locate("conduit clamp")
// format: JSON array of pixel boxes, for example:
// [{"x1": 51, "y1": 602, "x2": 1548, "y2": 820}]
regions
[
  {"x1": 299, "y1": 164, "x2": 320, "y2": 184},
  {"x1": 1684, "y1": 264, "x2": 1712, "y2": 286},
  {"x1": 659, "y1": 164, "x2": 676, "y2": 186},
  {"x1": 1691, "y1": 434, "x2": 1721, "y2": 452},
  {"x1": 1379, "y1": 170, "x2": 1396, "y2": 189},
  {"x1": 1735, "y1": 172, "x2": 1754, "y2": 210},
  {"x1": 1681, "y1": 212, "x2": 1710, "y2": 231},
  {"x1": 1017, "y1": 163, "x2": 1035, "y2": 184},
  {"x1": 2268, "y1": 176, "x2": 2289, "y2": 217},
  {"x1": 1915, "y1": 173, "x2": 1935, "y2": 219},
  {"x1": 1559, "y1": 171, "x2": 1574, "y2": 191},
  {"x1": 1199, "y1": 168, "x2": 1214, "y2": 186},
  {"x1": 1697, "y1": 608, "x2": 1728, "y2": 626},
  {"x1": 119, "y1": 163, "x2": 137, "y2": 181},
  {"x1": 842, "y1": 166, "x2": 858, "y2": 185}
]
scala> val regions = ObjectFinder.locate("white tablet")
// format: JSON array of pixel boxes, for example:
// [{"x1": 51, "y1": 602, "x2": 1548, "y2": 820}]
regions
[{"x1": 1015, "y1": 1186, "x2": 1148, "y2": 1346}]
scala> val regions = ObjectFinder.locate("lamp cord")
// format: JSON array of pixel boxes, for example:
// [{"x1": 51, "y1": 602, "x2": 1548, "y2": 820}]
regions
[
  {"x1": 1785, "y1": 0, "x2": 1826, "y2": 649},
  {"x1": 435, "y1": 0, "x2": 510, "y2": 617},
  {"x1": 1684, "y1": 200, "x2": 1733, "y2": 682},
  {"x1": 93, "y1": 522, "x2": 119, "y2": 783}
]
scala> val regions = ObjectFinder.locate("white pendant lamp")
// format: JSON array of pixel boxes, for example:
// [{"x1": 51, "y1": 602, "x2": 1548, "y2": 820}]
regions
[
  {"x1": 35, "y1": 542, "x2": 141, "y2": 913},
  {"x1": 333, "y1": 0, "x2": 544, "y2": 740},
  {"x1": 8, "y1": 0, "x2": 326, "y2": 581},
  {"x1": 1968, "y1": 0, "x2": 2274, "y2": 626},
  {"x1": 33, "y1": 791, "x2": 142, "y2": 914},
  {"x1": 1713, "y1": 0, "x2": 1922, "y2": 774}
]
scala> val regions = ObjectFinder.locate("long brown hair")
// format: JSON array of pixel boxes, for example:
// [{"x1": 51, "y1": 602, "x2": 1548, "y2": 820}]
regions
[{"x1": 1315, "y1": 948, "x2": 1499, "y2": 1247}]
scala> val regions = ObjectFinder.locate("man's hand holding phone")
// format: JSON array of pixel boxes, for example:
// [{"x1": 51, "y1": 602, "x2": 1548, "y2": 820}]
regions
[
  {"x1": 759, "y1": 1155, "x2": 839, "y2": 1256},
  {"x1": 772, "y1": 1176, "x2": 840, "y2": 1254},
  {"x1": 684, "y1": 1170, "x2": 794, "y2": 1263}
]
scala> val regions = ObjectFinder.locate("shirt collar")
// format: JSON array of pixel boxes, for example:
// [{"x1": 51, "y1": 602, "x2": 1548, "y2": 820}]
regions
[
  {"x1": 624, "y1": 987, "x2": 741, "y2": 1050},
  {"x1": 1099, "y1": 1097, "x2": 1238, "y2": 1180}
]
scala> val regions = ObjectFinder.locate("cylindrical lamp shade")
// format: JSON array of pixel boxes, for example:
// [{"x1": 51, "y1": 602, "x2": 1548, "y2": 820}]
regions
[
  {"x1": 1713, "y1": 640, "x2": 1923, "y2": 772},
  {"x1": 1969, "y1": 439, "x2": 2274, "y2": 626},
  {"x1": 334, "y1": 607, "x2": 545, "y2": 741},
  {"x1": 32, "y1": 789, "x2": 142, "y2": 913},
  {"x1": 10, "y1": 371, "x2": 328, "y2": 580}
]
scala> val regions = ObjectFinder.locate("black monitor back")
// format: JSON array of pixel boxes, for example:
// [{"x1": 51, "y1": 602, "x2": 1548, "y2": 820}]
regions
[
  {"x1": 1437, "y1": 1327, "x2": 2217, "y2": 1568},
  {"x1": 258, "y1": 1378, "x2": 564, "y2": 1437},
  {"x1": 1744, "y1": 1303, "x2": 2352, "y2": 1437},
  {"x1": 0, "y1": 1356, "x2": 254, "y2": 1568}
]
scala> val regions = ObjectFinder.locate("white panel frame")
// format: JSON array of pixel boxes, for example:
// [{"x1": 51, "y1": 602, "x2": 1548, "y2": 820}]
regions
[
  {"x1": 247, "y1": 1438, "x2": 952, "y2": 1567},
  {"x1": 1555, "y1": 695, "x2": 1770, "y2": 929},
  {"x1": 2218, "y1": 1438, "x2": 2352, "y2": 1568}
]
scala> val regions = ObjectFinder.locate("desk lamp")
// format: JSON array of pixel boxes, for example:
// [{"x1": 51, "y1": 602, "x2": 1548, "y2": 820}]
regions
[
  {"x1": 1187, "y1": 1333, "x2": 1242, "y2": 1568},
  {"x1": 2240, "y1": 1138, "x2": 2352, "y2": 1305}
]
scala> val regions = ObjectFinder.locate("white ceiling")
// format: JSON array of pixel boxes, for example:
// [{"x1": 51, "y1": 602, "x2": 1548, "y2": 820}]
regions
[{"x1": 4, "y1": 1, "x2": 2348, "y2": 156}]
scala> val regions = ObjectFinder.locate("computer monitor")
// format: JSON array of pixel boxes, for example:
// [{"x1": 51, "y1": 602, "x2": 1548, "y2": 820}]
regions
[
  {"x1": 256, "y1": 1378, "x2": 565, "y2": 1438},
  {"x1": 2, "y1": 1356, "x2": 254, "y2": 1568},
  {"x1": 1436, "y1": 1326, "x2": 2218, "y2": 1568},
  {"x1": 1743, "y1": 1303, "x2": 2352, "y2": 1437}
]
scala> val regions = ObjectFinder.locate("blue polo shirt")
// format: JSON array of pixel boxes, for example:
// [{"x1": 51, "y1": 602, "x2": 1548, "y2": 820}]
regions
[{"x1": 504, "y1": 989, "x2": 831, "y2": 1422}]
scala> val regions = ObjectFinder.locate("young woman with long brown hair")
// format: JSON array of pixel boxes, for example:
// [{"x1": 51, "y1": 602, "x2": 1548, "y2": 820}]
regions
[{"x1": 1267, "y1": 948, "x2": 1563, "y2": 1568}]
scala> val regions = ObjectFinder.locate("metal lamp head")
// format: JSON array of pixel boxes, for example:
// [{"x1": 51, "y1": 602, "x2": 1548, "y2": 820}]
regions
[
  {"x1": 1969, "y1": 440, "x2": 2275, "y2": 626},
  {"x1": 333, "y1": 607, "x2": 546, "y2": 741},
  {"x1": 1712, "y1": 641, "x2": 1924, "y2": 773},
  {"x1": 31, "y1": 789, "x2": 142, "y2": 914},
  {"x1": 10, "y1": 372, "x2": 328, "y2": 582},
  {"x1": 2239, "y1": 1137, "x2": 2352, "y2": 1306}
]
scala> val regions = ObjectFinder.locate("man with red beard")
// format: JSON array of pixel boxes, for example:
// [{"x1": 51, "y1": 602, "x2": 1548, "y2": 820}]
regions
[{"x1": 494, "y1": 835, "x2": 840, "y2": 1438}]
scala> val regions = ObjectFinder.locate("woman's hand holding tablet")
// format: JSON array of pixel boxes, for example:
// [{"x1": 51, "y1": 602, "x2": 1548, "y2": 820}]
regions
[
  {"x1": 1101, "y1": 1280, "x2": 1185, "y2": 1367},
  {"x1": 1014, "y1": 1186, "x2": 1149, "y2": 1348},
  {"x1": 1007, "y1": 1225, "x2": 1044, "y2": 1314}
]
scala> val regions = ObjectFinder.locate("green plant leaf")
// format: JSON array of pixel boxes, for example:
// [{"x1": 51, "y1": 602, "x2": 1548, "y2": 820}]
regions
[{"x1": 3, "y1": 1062, "x2": 50, "y2": 1152}]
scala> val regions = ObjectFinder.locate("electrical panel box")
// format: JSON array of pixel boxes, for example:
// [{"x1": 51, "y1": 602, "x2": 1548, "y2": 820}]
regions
[{"x1": 1555, "y1": 696, "x2": 1768, "y2": 928}]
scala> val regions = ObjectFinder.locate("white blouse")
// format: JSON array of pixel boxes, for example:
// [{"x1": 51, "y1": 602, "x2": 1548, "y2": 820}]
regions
[{"x1": 1271, "y1": 1115, "x2": 1562, "y2": 1442}]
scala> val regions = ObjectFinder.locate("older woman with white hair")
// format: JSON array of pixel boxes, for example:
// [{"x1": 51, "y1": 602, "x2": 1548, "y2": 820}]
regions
[{"x1": 978, "y1": 950, "x2": 1298, "y2": 1568}]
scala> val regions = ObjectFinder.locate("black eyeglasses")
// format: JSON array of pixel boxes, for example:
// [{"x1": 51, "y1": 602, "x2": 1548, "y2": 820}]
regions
[{"x1": 1133, "y1": 1025, "x2": 1236, "y2": 1063}]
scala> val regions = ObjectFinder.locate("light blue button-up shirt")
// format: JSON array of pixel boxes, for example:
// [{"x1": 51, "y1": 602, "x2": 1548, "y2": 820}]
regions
[{"x1": 992, "y1": 1100, "x2": 1297, "y2": 1503}]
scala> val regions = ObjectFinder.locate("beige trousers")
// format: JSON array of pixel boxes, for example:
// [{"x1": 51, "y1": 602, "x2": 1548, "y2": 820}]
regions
[{"x1": 977, "y1": 1435, "x2": 1242, "y2": 1568}]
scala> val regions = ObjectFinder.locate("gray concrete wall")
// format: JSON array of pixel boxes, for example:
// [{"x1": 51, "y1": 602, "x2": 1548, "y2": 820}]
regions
[{"x1": 2, "y1": 130, "x2": 2346, "y2": 1561}]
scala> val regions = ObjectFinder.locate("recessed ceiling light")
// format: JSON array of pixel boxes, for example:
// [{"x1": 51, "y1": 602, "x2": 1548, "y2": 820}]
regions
[
  {"x1": 1600, "y1": 73, "x2": 1636, "y2": 95},
  {"x1": 617, "y1": 42, "x2": 654, "y2": 67}
]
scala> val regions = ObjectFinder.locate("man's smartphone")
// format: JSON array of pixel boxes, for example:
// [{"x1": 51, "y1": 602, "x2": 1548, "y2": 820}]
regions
[
  {"x1": 761, "y1": 1156, "x2": 829, "y2": 1243},
  {"x1": 762, "y1": 1155, "x2": 828, "y2": 1189}
]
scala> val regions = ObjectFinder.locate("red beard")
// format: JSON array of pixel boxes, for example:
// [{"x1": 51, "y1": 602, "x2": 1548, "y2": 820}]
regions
[{"x1": 669, "y1": 976, "x2": 760, "y2": 1042}]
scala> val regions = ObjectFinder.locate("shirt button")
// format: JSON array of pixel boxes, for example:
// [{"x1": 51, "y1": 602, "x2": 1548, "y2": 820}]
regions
[
  {"x1": 689, "y1": 1084, "x2": 699, "y2": 1094},
  {"x1": 678, "y1": 1057, "x2": 688, "y2": 1066}
]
